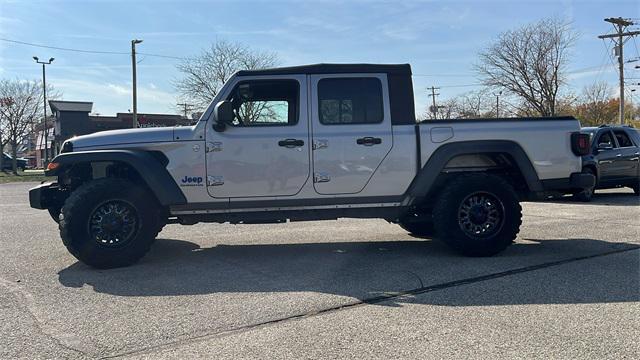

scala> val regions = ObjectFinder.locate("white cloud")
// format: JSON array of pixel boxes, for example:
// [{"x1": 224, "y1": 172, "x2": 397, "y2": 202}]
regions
[{"x1": 50, "y1": 78, "x2": 178, "y2": 116}]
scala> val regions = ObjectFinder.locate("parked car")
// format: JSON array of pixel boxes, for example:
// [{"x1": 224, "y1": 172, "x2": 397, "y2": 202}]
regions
[
  {"x1": 2, "y1": 152, "x2": 28, "y2": 171},
  {"x1": 574, "y1": 125, "x2": 640, "y2": 201},
  {"x1": 29, "y1": 63, "x2": 594, "y2": 268}
]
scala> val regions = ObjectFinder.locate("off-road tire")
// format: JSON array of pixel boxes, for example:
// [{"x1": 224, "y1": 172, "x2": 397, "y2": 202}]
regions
[
  {"x1": 47, "y1": 207, "x2": 61, "y2": 223},
  {"x1": 59, "y1": 178, "x2": 161, "y2": 269},
  {"x1": 433, "y1": 173, "x2": 522, "y2": 257},
  {"x1": 573, "y1": 167, "x2": 596, "y2": 202},
  {"x1": 399, "y1": 216, "x2": 435, "y2": 238}
]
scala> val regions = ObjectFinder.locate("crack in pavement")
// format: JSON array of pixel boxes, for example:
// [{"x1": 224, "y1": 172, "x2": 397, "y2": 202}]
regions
[
  {"x1": 101, "y1": 245, "x2": 640, "y2": 359},
  {"x1": 0, "y1": 277, "x2": 88, "y2": 358}
]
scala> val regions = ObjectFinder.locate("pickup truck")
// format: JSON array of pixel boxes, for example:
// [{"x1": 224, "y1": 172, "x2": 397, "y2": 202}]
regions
[{"x1": 29, "y1": 63, "x2": 594, "y2": 268}]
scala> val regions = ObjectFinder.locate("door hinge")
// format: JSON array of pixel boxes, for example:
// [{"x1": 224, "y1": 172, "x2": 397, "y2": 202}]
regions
[
  {"x1": 207, "y1": 175, "x2": 224, "y2": 186},
  {"x1": 313, "y1": 139, "x2": 328, "y2": 150},
  {"x1": 314, "y1": 172, "x2": 331, "y2": 183},
  {"x1": 206, "y1": 142, "x2": 223, "y2": 153}
]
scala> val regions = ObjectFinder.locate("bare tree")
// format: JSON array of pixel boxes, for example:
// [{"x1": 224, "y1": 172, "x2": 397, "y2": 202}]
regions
[
  {"x1": 175, "y1": 40, "x2": 279, "y2": 111},
  {"x1": 455, "y1": 89, "x2": 495, "y2": 118},
  {"x1": 475, "y1": 18, "x2": 578, "y2": 117},
  {"x1": 0, "y1": 79, "x2": 47, "y2": 173}
]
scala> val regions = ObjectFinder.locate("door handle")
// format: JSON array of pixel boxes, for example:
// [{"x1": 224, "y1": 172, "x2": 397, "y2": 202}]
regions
[
  {"x1": 278, "y1": 138, "x2": 304, "y2": 148},
  {"x1": 616, "y1": 153, "x2": 622, "y2": 157},
  {"x1": 356, "y1": 137, "x2": 382, "y2": 146}
]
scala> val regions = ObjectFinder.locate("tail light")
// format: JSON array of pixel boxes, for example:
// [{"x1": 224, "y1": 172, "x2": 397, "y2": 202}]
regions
[{"x1": 571, "y1": 132, "x2": 590, "y2": 156}]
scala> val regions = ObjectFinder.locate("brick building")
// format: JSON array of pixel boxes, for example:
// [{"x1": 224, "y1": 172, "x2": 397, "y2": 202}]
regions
[{"x1": 34, "y1": 100, "x2": 192, "y2": 167}]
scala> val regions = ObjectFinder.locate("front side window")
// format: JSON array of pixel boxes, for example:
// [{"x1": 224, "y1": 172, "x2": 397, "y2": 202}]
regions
[
  {"x1": 597, "y1": 131, "x2": 617, "y2": 148},
  {"x1": 318, "y1": 78, "x2": 383, "y2": 125},
  {"x1": 613, "y1": 130, "x2": 634, "y2": 147},
  {"x1": 227, "y1": 80, "x2": 299, "y2": 126}
]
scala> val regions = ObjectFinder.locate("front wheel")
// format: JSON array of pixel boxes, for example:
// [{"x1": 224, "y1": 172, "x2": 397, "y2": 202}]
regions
[
  {"x1": 59, "y1": 178, "x2": 161, "y2": 269},
  {"x1": 433, "y1": 173, "x2": 522, "y2": 257},
  {"x1": 573, "y1": 168, "x2": 596, "y2": 202}
]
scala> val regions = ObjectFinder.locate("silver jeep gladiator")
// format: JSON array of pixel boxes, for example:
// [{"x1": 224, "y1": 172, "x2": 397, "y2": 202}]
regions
[{"x1": 29, "y1": 64, "x2": 594, "y2": 268}]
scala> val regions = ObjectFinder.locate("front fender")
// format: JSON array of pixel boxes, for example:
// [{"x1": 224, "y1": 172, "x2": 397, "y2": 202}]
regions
[{"x1": 47, "y1": 150, "x2": 187, "y2": 206}]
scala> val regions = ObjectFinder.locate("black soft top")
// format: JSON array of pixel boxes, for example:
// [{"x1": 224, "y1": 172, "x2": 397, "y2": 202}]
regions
[{"x1": 236, "y1": 63, "x2": 412, "y2": 76}]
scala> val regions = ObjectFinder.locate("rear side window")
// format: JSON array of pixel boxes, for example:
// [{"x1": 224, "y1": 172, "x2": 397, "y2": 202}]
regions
[
  {"x1": 318, "y1": 78, "x2": 383, "y2": 125},
  {"x1": 613, "y1": 130, "x2": 634, "y2": 147}
]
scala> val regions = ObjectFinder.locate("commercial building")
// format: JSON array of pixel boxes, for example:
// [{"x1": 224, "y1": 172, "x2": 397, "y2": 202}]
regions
[{"x1": 33, "y1": 100, "x2": 192, "y2": 167}]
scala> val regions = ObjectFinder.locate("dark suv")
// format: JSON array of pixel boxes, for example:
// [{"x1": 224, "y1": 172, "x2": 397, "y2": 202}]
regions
[
  {"x1": 574, "y1": 125, "x2": 640, "y2": 201},
  {"x1": 1, "y1": 152, "x2": 28, "y2": 171}
]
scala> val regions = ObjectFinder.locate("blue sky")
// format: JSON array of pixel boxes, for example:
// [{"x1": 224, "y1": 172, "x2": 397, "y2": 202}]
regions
[{"x1": 1, "y1": 0, "x2": 639, "y2": 116}]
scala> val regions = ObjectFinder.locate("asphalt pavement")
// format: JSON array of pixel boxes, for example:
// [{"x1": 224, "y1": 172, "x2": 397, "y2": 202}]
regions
[{"x1": 0, "y1": 182, "x2": 638, "y2": 359}]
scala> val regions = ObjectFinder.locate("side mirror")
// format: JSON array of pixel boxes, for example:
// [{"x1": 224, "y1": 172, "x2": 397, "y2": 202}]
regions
[
  {"x1": 213, "y1": 100, "x2": 233, "y2": 132},
  {"x1": 597, "y1": 143, "x2": 613, "y2": 151}
]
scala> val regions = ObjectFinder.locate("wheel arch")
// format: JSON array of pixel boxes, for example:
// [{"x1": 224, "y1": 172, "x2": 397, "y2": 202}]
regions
[
  {"x1": 46, "y1": 150, "x2": 187, "y2": 206},
  {"x1": 406, "y1": 140, "x2": 543, "y2": 201},
  {"x1": 581, "y1": 159, "x2": 599, "y2": 184}
]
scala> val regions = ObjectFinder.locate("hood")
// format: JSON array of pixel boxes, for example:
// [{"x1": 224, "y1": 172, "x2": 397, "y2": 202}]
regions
[{"x1": 70, "y1": 127, "x2": 175, "y2": 149}]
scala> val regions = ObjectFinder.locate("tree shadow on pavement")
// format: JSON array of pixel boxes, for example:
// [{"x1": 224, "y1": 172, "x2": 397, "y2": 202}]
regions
[{"x1": 57, "y1": 237, "x2": 639, "y2": 307}]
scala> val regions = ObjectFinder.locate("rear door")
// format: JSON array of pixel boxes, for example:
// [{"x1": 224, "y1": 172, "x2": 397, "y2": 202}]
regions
[
  {"x1": 309, "y1": 75, "x2": 393, "y2": 195},
  {"x1": 612, "y1": 129, "x2": 640, "y2": 180}
]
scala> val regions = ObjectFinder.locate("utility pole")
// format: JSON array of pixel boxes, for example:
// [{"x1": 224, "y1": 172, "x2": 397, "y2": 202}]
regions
[
  {"x1": 598, "y1": 17, "x2": 640, "y2": 125},
  {"x1": 493, "y1": 91, "x2": 502, "y2": 118},
  {"x1": 177, "y1": 102, "x2": 194, "y2": 119},
  {"x1": 131, "y1": 39, "x2": 143, "y2": 128},
  {"x1": 33, "y1": 56, "x2": 54, "y2": 163},
  {"x1": 428, "y1": 86, "x2": 440, "y2": 119}
]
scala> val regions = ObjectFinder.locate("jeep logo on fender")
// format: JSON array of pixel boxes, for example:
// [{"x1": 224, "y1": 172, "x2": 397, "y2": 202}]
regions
[{"x1": 180, "y1": 176, "x2": 204, "y2": 187}]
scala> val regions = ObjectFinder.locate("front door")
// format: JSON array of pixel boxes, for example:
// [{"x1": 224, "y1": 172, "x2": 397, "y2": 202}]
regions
[
  {"x1": 594, "y1": 130, "x2": 621, "y2": 186},
  {"x1": 310, "y1": 75, "x2": 393, "y2": 195},
  {"x1": 206, "y1": 76, "x2": 310, "y2": 198}
]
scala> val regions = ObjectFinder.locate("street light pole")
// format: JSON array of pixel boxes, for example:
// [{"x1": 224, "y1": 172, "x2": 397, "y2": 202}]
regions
[
  {"x1": 33, "y1": 56, "x2": 54, "y2": 163},
  {"x1": 494, "y1": 91, "x2": 502, "y2": 118},
  {"x1": 131, "y1": 39, "x2": 143, "y2": 128}
]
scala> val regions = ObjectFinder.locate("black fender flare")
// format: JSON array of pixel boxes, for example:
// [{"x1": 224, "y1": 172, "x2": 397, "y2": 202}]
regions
[
  {"x1": 47, "y1": 150, "x2": 187, "y2": 206},
  {"x1": 406, "y1": 140, "x2": 543, "y2": 198},
  {"x1": 580, "y1": 156, "x2": 599, "y2": 183}
]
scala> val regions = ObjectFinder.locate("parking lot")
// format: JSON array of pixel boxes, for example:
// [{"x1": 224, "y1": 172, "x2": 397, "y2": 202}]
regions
[{"x1": 1, "y1": 181, "x2": 638, "y2": 359}]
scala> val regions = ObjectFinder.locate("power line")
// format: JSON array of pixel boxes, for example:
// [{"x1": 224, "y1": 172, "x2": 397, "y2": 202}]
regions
[
  {"x1": 0, "y1": 37, "x2": 186, "y2": 60},
  {"x1": 598, "y1": 17, "x2": 640, "y2": 124},
  {"x1": 0, "y1": 38, "x2": 128, "y2": 55}
]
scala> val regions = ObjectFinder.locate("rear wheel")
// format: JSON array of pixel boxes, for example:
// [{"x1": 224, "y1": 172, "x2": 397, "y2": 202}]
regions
[
  {"x1": 59, "y1": 178, "x2": 161, "y2": 269},
  {"x1": 573, "y1": 167, "x2": 596, "y2": 202},
  {"x1": 433, "y1": 173, "x2": 522, "y2": 257}
]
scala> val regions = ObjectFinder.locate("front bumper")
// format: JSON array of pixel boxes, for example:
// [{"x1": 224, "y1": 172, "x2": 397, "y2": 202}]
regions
[
  {"x1": 29, "y1": 181, "x2": 61, "y2": 210},
  {"x1": 540, "y1": 172, "x2": 596, "y2": 193},
  {"x1": 568, "y1": 172, "x2": 596, "y2": 189}
]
